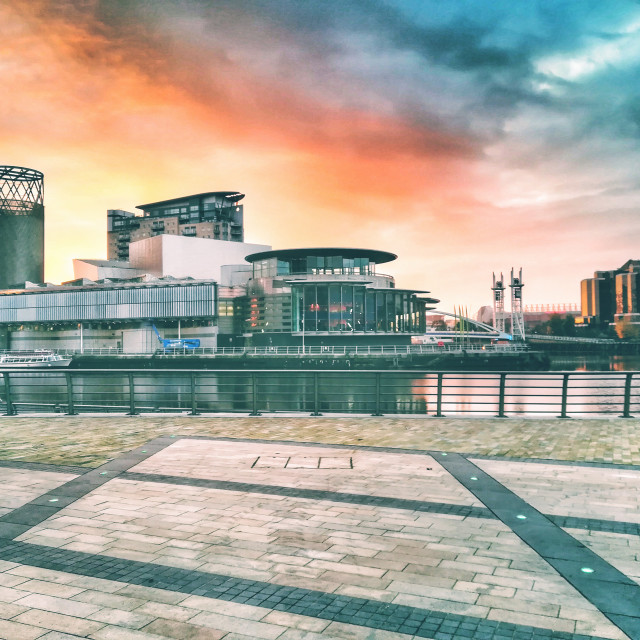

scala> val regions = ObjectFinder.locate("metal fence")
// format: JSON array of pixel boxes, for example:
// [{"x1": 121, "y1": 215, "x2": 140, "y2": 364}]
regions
[
  {"x1": 1, "y1": 343, "x2": 527, "y2": 357},
  {"x1": 1, "y1": 369, "x2": 638, "y2": 417}
]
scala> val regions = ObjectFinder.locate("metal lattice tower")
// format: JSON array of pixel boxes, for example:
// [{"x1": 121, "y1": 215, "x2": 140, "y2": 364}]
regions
[
  {"x1": 492, "y1": 272, "x2": 506, "y2": 333},
  {"x1": 0, "y1": 166, "x2": 44, "y2": 289},
  {"x1": 510, "y1": 267, "x2": 525, "y2": 341}
]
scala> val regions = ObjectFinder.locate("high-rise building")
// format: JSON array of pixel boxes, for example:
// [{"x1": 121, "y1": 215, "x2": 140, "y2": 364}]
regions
[
  {"x1": 107, "y1": 191, "x2": 245, "y2": 260},
  {"x1": 0, "y1": 165, "x2": 44, "y2": 289},
  {"x1": 580, "y1": 260, "x2": 640, "y2": 325}
]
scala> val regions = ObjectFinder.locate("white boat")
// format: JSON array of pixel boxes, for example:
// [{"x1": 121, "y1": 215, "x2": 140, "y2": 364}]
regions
[{"x1": 0, "y1": 350, "x2": 72, "y2": 368}]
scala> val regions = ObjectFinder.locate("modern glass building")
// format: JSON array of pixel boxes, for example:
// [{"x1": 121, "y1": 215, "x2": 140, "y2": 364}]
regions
[
  {"x1": 243, "y1": 248, "x2": 438, "y2": 345},
  {"x1": 0, "y1": 166, "x2": 44, "y2": 289}
]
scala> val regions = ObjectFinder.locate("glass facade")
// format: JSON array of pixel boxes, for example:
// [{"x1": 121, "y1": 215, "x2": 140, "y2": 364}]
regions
[
  {"x1": 0, "y1": 284, "x2": 217, "y2": 324},
  {"x1": 292, "y1": 284, "x2": 425, "y2": 333},
  {"x1": 253, "y1": 255, "x2": 374, "y2": 278}
]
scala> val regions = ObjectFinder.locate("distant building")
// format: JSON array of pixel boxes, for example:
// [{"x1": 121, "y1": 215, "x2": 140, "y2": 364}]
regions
[
  {"x1": 524, "y1": 304, "x2": 580, "y2": 330},
  {"x1": 580, "y1": 260, "x2": 640, "y2": 325},
  {"x1": 107, "y1": 191, "x2": 245, "y2": 260},
  {"x1": 0, "y1": 166, "x2": 45, "y2": 289}
]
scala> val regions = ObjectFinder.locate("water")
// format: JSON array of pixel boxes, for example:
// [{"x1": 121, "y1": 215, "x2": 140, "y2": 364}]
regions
[
  {"x1": 2, "y1": 360, "x2": 639, "y2": 417},
  {"x1": 549, "y1": 355, "x2": 640, "y2": 372}
]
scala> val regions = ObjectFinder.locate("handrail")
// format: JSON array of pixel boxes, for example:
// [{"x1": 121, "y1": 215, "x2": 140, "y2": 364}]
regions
[
  {"x1": 19, "y1": 344, "x2": 529, "y2": 357},
  {"x1": 0, "y1": 369, "x2": 637, "y2": 418}
]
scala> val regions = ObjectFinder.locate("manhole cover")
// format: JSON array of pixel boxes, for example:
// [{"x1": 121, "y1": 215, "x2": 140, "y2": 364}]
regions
[{"x1": 251, "y1": 456, "x2": 353, "y2": 469}]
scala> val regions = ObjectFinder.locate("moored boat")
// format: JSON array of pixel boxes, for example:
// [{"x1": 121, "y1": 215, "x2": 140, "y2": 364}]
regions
[{"x1": 0, "y1": 350, "x2": 72, "y2": 368}]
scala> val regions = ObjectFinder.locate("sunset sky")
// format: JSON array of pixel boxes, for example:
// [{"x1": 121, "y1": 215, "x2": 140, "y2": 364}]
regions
[{"x1": 2, "y1": 0, "x2": 640, "y2": 313}]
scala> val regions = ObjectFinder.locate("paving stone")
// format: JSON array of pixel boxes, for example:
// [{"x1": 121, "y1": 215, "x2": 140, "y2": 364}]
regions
[
  {"x1": 142, "y1": 617, "x2": 225, "y2": 639},
  {"x1": 12, "y1": 609, "x2": 105, "y2": 636},
  {"x1": 188, "y1": 611, "x2": 287, "y2": 639},
  {"x1": 0, "y1": 427, "x2": 637, "y2": 640},
  {"x1": 12, "y1": 593, "x2": 103, "y2": 618},
  {"x1": 89, "y1": 627, "x2": 171, "y2": 640},
  {"x1": 0, "y1": 618, "x2": 49, "y2": 640}
]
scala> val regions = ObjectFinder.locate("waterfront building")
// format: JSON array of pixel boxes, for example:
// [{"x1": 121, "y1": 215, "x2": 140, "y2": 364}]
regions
[
  {"x1": 107, "y1": 191, "x2": 245, "y2": 260},
  {"x1": 0, "y1": 166, "x2": 45, "y2": 289},
  {"x1": 580, "y1": 260, "x2": 640, "y2": 325},
  {"x1": 242, "y1": 248, "x2": 439, "y2": 346},
  {"x1": 0, "y1": 277, "x2": 217, "y2": 351},
  {"x1": 77, "y1": 235, "x2": 270, "y2": 285}
]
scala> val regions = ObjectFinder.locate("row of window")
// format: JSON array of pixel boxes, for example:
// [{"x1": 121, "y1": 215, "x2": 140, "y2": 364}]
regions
[
  {"x1": 290, "y1": 285, "x2": 425, "y2": 333},
  {"x1": 252, "y1": 256, "x2": 375, "y2": 278},
  {"x1": 0, "y1": 286, "x2": 217, "y2": 323}
]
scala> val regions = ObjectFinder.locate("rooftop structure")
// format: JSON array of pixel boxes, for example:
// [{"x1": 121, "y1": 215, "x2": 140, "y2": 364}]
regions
[
  {"x1": 0, "y1": 165, "x2": 44, "y2": 289},
  {"x1": 107, "y1": 191, "x2": 245, "y2": 260}
]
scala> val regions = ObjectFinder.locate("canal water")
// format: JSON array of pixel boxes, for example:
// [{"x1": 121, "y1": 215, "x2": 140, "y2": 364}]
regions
[
  {"x1": 549, "y1": 354, "x2": 640, "y2": 371},
  {"x1": 3, "y1": 354, "x2": 638, "y2": 417}
]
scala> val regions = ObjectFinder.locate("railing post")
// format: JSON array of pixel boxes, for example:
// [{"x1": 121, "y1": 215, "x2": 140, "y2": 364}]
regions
[
  {"x1": 621, "y1": 372, "x2": 634, "y2": 418},
  {"x1": 250, "y1": 372, "x2": 261, "y2": 416},
  {"x1": 3, "y1": 373, "x2": 16, "y2": 416},
  {"x1": 311, "y1": 372, "x2": 322, "y2": 416},
  {"x1": 190, "y1": 372, "x2": 200, "y2": 416},
  {"x1": 372, "y1": 372, "x2": 382, "y2": 416},
  {"x1": 435, "y1": 373, "x2": 444, "y2": 417},
  {"x1": 127, "y1": 372, "x2": 138, "y2": 416},
  {"x1": 65, "y1": 372, "x2": 77, "y2": 416},
  {"x1": 558, "y1": 373, "x2": 570, "y2": 419},
  {"x1": 496, "y1": 373, "x2": 506, "y2": 418}
]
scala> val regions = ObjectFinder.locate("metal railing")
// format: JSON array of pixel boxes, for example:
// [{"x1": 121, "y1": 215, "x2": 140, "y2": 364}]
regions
[
  {"x1": 1, "y1": 369, "x2": 638, "y2": 418},
  {"x1": 527, "y1": 335, "x2": 617, "y2": 344},
  {"x1": 17, "y1": 344, "x2": 528, "y2": 358}
]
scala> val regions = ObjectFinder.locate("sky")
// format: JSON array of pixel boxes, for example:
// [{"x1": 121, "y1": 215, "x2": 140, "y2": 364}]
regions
[{"x1": 2, "y1": 0, "x2": 640, "y2": 314}]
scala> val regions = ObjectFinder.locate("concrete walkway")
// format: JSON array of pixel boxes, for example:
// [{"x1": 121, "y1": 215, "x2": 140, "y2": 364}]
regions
[{"x1": 0, "y1": 417, "x2": 638, "y2": 639}]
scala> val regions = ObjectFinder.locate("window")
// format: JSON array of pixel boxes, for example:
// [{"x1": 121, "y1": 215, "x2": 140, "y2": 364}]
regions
[
  {"x1": 365, "y1": 291, "x2": 376, "y2": 331},
  {"x1": 218, "y1": 301, "x2": 234, "y2": 316},
  {"x1": 329, "y1": 285, "x2": 341, "y2": 331}
]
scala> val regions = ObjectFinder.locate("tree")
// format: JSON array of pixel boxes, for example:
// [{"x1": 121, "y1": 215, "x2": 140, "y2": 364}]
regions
[{"x1": 615, "y1": 319, "x2": 640, "y2": 340}]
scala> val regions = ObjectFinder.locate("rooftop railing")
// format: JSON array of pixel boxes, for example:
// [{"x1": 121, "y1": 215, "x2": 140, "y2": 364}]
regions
[{"x1": 1, "y1": 369, "x2": 637, "y2": 418}]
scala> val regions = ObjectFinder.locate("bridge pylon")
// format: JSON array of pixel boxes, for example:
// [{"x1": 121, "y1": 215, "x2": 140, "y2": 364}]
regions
[
  {"x1": 510, "y1": 268, "x2": 525, "y2": 341},
  {"x1": 492, "y1": 272, "x2": 506, "y2": 333}
]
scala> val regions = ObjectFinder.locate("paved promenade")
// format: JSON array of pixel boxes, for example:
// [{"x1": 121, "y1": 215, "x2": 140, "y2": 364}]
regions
[{"x1": 0, "y1": 416, "x2": 638, "y2": 640}]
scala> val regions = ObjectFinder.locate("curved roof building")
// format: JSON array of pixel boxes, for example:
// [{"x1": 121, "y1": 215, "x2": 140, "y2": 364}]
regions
[{"x1": 243, "y1": 247, "x2": 438, "y2": 345}]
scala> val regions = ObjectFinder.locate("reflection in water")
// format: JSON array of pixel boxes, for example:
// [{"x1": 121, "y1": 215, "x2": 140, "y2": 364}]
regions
[
  {"x1": 549, "y1": 355, "x2": 640, "y2": 372},
  {"x1": 1, "y1": 358, "x2": 639, "y2": 416}
]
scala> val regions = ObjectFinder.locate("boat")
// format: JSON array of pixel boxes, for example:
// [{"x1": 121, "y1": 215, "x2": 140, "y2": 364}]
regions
[{"x1": 0, "y1": 350, "x2": 72, "y2": 368}]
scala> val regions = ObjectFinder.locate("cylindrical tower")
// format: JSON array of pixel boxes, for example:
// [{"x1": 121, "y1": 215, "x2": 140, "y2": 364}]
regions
[{"x1": 0, "y1": 166, "x2": 44, "y2": 289}]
